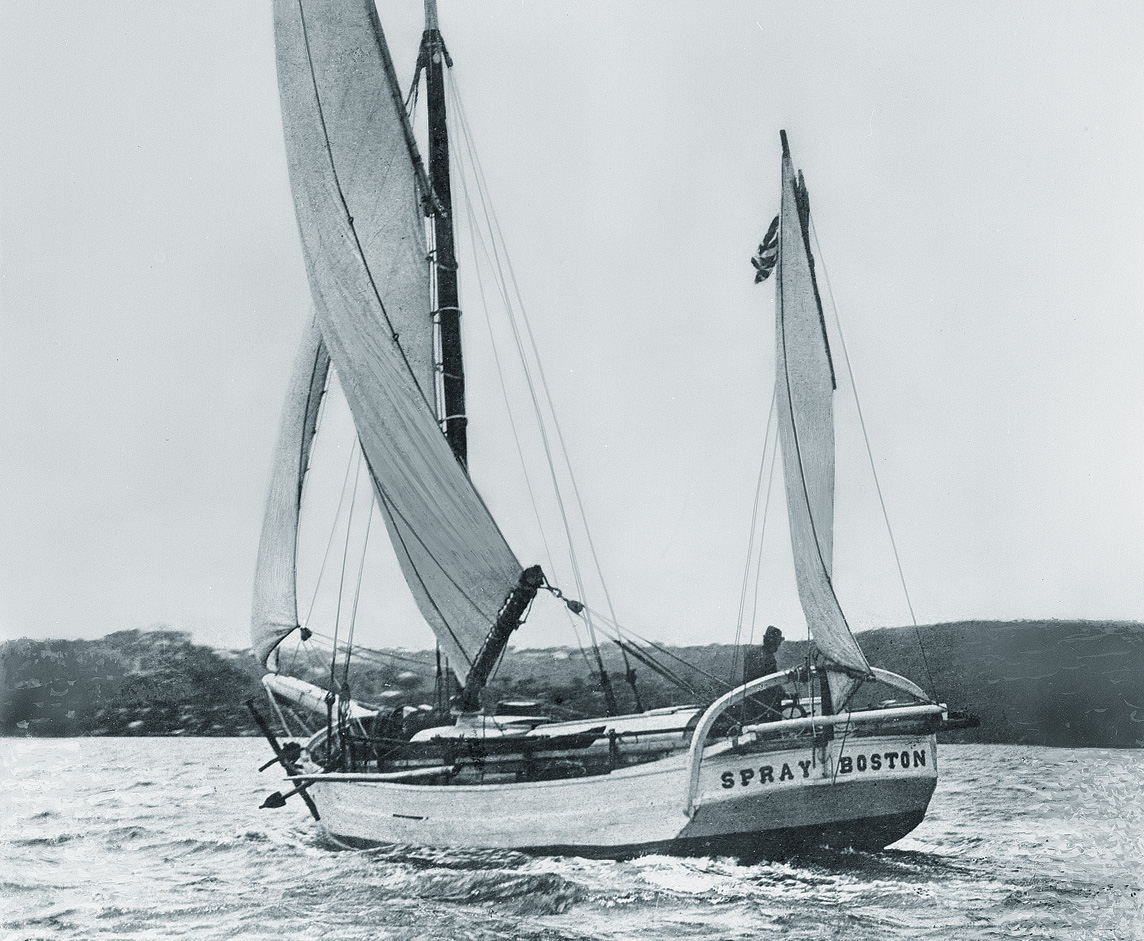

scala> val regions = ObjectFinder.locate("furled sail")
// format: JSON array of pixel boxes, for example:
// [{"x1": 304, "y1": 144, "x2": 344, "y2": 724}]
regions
[
  {"x1": 273, "y1": 0, "x2": 525, "y2": 684},
  {"x1": 774, "y1": 132, "x2": 872, "y2": 700},
  {"x1": 251, "y1": 317, "x2": 330, "y2": 670}
]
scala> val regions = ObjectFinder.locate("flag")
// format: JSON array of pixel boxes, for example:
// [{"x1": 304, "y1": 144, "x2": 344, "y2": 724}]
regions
[{"x1": 751, "y1": 215, "x2": 779, "y2": 283}]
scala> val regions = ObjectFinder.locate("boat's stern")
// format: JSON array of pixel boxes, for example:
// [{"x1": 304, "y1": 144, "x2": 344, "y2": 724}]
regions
[{"x1": 681, "y1": 731, "x2": 937, "y2": 858}]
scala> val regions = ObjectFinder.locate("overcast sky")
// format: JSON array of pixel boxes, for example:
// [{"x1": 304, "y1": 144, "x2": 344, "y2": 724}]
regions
[{"x1": 1, "y1": 1, "x2": 1141, "y2": 654}]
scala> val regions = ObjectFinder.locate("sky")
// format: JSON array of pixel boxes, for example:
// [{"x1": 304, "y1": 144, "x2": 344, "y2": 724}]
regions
[{"x1": 1, "y1": 1, "x2": 1141, "y2": 654}]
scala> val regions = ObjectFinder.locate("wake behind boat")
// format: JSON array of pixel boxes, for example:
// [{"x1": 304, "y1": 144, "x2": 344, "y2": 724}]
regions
[{"x1": 248, "y1": 0, "x2": 950, "y2": 861}]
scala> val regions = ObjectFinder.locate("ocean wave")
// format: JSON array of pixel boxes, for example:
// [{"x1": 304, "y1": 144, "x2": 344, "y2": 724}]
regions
[
  {"x1": 102, "y1": 825, "x2": 153, "y2": 842},
  {"x1": 399, "y1": 869, "x2": 586, "y2": 915},
  {"x1": 10, "y1": 832, "x2": 81, "y2": 847},
  {"x1": 358, "y1": 842, "x2": 530, "y2": 872}
]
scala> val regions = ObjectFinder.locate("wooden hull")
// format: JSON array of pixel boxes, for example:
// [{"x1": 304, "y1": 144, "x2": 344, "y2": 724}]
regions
[{"x1": 308, "y1": 733, "x2": 937, "y2": 861}]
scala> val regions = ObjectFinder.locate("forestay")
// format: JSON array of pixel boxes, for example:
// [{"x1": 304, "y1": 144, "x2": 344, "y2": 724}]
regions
[
  {"x1": 251, "y1": 318, "x2": 330, "y2": 669},
  {"x1": 272, "y1": 0, "x2": 525, "y2": 684},
  {"x1": 774, "y1": 134, "x2": 872, "y2": 703}
]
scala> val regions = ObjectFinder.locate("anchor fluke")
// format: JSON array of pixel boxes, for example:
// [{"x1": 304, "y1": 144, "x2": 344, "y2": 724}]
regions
[
  {"x1": 260, "y1": 791, "x2": 288, "y2": 809},
  {"x1": 260, "y1": 782, "x2": 314, "y2": 812}
]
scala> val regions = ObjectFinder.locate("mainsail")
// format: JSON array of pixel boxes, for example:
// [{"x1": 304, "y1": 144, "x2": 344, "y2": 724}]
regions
[
  {"x1": 774, "y1": 131, "x2": 872, "y2": 703},
  {"x1": 251, "y1": 318, "x2": 330, "y2": 670},
  {"x1": 271, "y1": 0, "x2": 526, "y2": 684}
]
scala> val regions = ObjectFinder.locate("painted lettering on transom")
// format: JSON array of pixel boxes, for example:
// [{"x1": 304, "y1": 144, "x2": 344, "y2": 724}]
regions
[{"x1": 717, "y1": 744, "x2": 930, "y2": 790}]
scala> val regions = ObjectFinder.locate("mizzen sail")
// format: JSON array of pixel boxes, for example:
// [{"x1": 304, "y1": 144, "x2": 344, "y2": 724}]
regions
[
  {"x1": 251, "y1": 318, "x2": 330, "y2": 669},
  {"x1": 774, "y1": 132, "x2": 872, "y2": 691},
  {"x1": 273, "y1": 0, "x2": 525, "y2": 684}
]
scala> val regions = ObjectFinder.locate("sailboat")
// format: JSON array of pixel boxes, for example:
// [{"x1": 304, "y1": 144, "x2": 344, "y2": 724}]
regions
[{"x1": 248, "y1": 0, "x2": 946, "y2": 860}]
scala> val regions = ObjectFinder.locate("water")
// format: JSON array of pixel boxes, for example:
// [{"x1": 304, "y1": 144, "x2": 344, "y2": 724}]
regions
[{"x1": 2, "y1": 740, "x2": 1139, "y2": 940}]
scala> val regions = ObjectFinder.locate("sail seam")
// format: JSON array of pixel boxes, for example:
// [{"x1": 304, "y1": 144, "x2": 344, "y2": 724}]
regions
[{"x1": 373, "y1": 479, "x2": 497, "y2": 627}]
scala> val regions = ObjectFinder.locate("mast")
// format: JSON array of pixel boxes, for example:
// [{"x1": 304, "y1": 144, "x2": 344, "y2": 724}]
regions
[
  {"x1": 420, "y1": 0, "x2": 467, "y2": 466},
  {"x1": 417, "y1": 1, "x2": 546, "y2": 714}
]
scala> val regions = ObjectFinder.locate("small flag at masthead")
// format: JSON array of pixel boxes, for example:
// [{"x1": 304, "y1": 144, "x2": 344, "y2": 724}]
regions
[{"x1": 751, "y1": 214, "x2": 779, "y2": 283}]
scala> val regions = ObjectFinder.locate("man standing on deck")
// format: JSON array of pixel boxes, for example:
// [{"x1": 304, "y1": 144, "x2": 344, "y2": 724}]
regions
[{"x1": 744, "y1": 626, "x2": 786, "y2": 721}]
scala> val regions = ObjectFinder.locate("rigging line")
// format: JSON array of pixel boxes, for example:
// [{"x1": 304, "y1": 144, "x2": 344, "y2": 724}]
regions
[
  {"x1": 302, "y1": 433, "x2": 361, "y2": 631},
  {"x1": 732, "y1": 391, "x2": 779, "y2": 682},
  {"x1": 561, "y1": 608, "x2": 598, "y2": 681},
  {"x1": 329, "y1": 447, "x2": 364, "y2": 690},
  {"x1": 777, "y1": 193, "x2": 867, "y2": 669},
  {"x1": 304, "y1": 631, "x2": 435, "y2": 670},
  {"x1": 284, "y1": 613, "x2": 330, "y2": 678},
  {"x1": 291, "y1": 0, "x2": 436, "y2": 415},
  {"x1": 612, "y1": 638, "x2": 703, "y2": 698},
  {"x1": 340, "y1": 498, "x2": 374, "y2": 687},
  {"x1": 265, "y1": 687, "x2": 297, "y2": 738},
  {"x1": 445, "y1": 77, "x2": 585, "y2": 578},
  {"x1": 446, "y1": 78, "x2": 618, "y2": 716},
  {"x1": 420, "y1": 219, "x2": 519, "y2": 567},
  {"x1": 830, "y1": 708, "x2": 855, "y2": 785},
  {"x1": 748, "y1": 425, "x2": 782, "y2": 645},
  {"x1": 457, "y1": 157, "x2": 558, "y2": 583},
  {"x1": 809, "y1": 219, "x2": 936, "y2": 697},
  {"x1": 448, "y1": 72, "x2": 626, "y2": 646},
  {"x1": 451, "y1": 124, "x2": 598, "y2": 680},
  {"x1": 582, "y1": 605, "x2": 734, "y2": 692},
  {"x1": 455, "y1": 165, "x2": 598, "y2": 681},
  {"x1": 447, "y1": 75, "x2": 618, "y2": 714},
  {"x1": 446, "y1": 75, "x2": 602, "y2": 659}
]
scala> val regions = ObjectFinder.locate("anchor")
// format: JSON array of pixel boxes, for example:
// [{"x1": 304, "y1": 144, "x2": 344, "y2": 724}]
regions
[{"x1": 246, "y1": 698, "x2": 321, "y2": 821}]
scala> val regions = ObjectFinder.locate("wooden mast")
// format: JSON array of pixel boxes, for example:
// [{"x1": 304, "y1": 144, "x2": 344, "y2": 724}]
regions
[
  {"x1": 419, "y1": 3, "x2": 546, "y2": 714},
  {"x1": 420, "y1": 0, "x2": 467, "y2": 466}
]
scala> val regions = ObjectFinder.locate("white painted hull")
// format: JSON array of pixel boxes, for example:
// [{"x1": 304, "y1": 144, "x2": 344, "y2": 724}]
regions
[{"x1": 307, "y1": 733, "x2": 937, "y2": 859}]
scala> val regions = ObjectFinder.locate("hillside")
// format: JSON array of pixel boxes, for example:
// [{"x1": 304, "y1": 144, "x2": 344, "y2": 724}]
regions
[
  {"x1": 2, "y1": 621, "x2": 1142, "y2": 747},
  {"x1": 0, "y1": 630, "x2": 265, "y2": 736}
]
